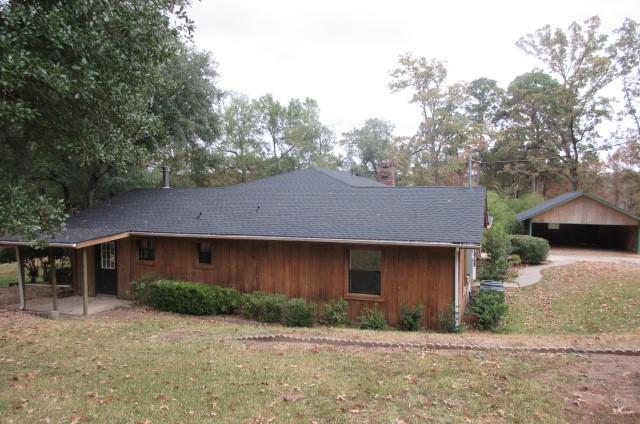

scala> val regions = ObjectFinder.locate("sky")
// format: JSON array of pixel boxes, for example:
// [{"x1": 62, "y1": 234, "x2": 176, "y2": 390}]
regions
[{"x1": 188, "y1": 0, "x2": 639, "y2": 138}]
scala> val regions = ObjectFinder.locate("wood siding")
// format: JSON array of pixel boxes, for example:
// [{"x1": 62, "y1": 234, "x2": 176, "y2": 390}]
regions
[
  {"x1": 532, "y1": 196, "x2": 639, "y2": 226},
  {"x1": 118, "y1": 236, "x2": 458, "y2": 329}
]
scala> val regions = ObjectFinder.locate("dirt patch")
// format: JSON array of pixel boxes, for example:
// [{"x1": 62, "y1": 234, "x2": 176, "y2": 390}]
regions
[{"x1": 559, "y1": 355, "x2": 640, "y2": 423}]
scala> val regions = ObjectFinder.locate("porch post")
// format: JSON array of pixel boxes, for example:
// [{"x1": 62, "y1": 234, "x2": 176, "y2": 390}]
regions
[
  {"x1": 48, "y1": 250, "x2": 57, "y2": 311},
  {"x1": 82, "y1": 249, "x2": 88, "y2": 317},
  {"x1": 528, "y1": 220, "x2": 533, "y2": 236},
  {"x1": 15, "y1": 247, "x2": 25, "y2": 310},
  {"x1": 454, "y1": 247, "x2": 460, "y2": 327}
]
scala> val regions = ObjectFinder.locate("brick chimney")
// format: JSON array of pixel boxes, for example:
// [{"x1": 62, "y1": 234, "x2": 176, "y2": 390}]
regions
[{"x1": 377, "y1": 161, "x2": 395, "y2": 186}]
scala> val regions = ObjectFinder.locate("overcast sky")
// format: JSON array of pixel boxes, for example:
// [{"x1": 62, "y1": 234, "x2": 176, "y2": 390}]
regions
[{"x1": 188, "y1": 0, "x2": 638, "y2": 138}]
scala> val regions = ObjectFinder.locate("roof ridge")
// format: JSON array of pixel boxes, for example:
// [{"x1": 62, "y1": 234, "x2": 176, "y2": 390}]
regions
[{"x1": 309, "y1": 168, "x2": 354, "y2": 188}]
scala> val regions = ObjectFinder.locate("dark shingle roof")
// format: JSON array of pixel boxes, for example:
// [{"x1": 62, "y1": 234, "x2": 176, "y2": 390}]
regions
[
  {"x1": 1, "y1": 168, "x2": 486, "y2": 246},
  {"x1": 516, "y1": 191, "x2": 640, "y2": 222}
]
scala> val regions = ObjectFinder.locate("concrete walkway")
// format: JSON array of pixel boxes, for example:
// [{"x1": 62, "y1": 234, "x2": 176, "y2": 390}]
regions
[
  {"x1": 515, "y1": 248, "x2": 640, "y2": 287},
  {"x1": 15, "y1": 295, "x2": 132, "y2": 316}
]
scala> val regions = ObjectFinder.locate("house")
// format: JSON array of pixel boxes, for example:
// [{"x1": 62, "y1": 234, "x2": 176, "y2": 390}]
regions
[
  {"x1": 0, "y1": 168, "x2": 486, "y2": 328},
  {"x1": 517, "y1": 191, "x2": 640, "y2": 253}
]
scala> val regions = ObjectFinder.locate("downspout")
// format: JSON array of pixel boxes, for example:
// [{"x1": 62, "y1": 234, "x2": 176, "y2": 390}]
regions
[{"x1": 454, "y1": 247, "x2": 460, "y2": 327}]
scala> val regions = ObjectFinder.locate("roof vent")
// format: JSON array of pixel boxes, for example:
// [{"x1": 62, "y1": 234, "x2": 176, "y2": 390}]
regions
[{"x1": 161, "y1": 166, "x2": 171, "y2": 189}]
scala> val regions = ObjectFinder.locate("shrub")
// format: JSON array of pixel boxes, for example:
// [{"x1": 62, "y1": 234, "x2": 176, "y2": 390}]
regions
[
  {"x1": 478, "y1": 227, "x2": 510, "y2": 281},
  {"x1": 398, "y1": 305, "x2": 423, "y2": 331},
  {"x1": 358, "y1": 308, "x2": 386, "y2": 330},
  {"x1": 241, "y1": 292, "x2": 288, "y2": 323},
  {"x1": 140, "y1": 280, "x2": 242, "y2": 315},
  {"x1": 282, "y1": 298, "x2": 316, "y2": 327},
  {"x1": 209, "y1": 286, "x2": 243, "y2": 314},
  {"x1": 321, "y1": 299, "x2": 350, "y2": 326},
  {"x1": 148, "y1": 280, "x2": 217, "y2": 315},
  {"x1": 509, "y1": 235, "x2": 549, "y2": 264},
  {"x1": 437, "y1": 304, "x2": 464, "y2": 333},
  {"x1": 508, "y1": 254, "x2": 522, "y2": 267},
  {"x1": 469, "y1": 289, "x2": 508, "y2": 331},
  {"x1": 130, "y1": 278, "x2": 155, "y2": 304}
]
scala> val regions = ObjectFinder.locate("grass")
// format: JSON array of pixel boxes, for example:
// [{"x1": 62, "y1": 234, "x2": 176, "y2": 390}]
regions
[
  {"x1": 503, "y1": 262, "x2": 640, "y2": 334},
  {"x1": 0, "y1": 309, "x2": 601, "y2": 424},
  {"x1": 0, "y1": 263, "x2": 16, "y2": 288}
]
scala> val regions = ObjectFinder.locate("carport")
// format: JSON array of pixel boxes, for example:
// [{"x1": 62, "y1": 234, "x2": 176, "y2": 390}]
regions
[{"x1": 517, "y1": 192, "x2": 640, "y2": 253}]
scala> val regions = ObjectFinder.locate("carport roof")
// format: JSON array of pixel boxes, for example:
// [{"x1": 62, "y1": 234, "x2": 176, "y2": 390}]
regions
[{"x1": 516, "y1": 191, "x2": 640, "y2": 222}]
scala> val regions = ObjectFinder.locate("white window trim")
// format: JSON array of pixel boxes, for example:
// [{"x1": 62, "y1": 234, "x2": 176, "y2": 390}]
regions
[{"x1": 101, "y1": 242, "x2": 116, "y2": 270}]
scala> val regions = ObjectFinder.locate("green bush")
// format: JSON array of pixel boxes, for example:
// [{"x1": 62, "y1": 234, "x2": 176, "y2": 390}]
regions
[
  {"x1": 478, "y1": 227, "x2": 511, "y2": 281},
  {"x1": 209, "y1": 286, "x2": 243, "y2": 314},
  {"x1": 130, "y1": 278, "x2": 155, "y2": 304},
  {"x1": 508, "y1": 254, "x2": 522, "y2": 267},
  {"x1": 437, "y1": 304, "x2": 464, "y2": 333},
  {"x1": 398, "y1": 305, "x2": 423, "y2": 331},
  {"x1": 509, "y1": 235, "x2": 549, "y2": 264},
  {"x1": 282, "y1": 298, "x2": 316, "y2": 327},
  {"x1": 321, "y1": 299, "x2": 350, "y2": 326},
  {"x1": 358, "y1": 308, "x2": 386, "y2": 330},
  {"x1": 148, "y1": 280, "x2": 218, "y2": 315},
  {"x1": 140, "y1": 280, "x2": 241, "y2": 315},
  {"x1": 470, "y1": 289, "x2": 508, "y2": 331},
  {"x1": 241, "y1": 292, "x2": 288, "y2": 323}
]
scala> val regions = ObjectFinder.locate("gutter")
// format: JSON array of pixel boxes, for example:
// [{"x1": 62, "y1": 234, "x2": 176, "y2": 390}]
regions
[
  {"x1": 0, "y1": 232, "x2": 482, "y2": 250},
  {"x1": 0, "y1": 240, "x2": 77, "y2": 248},
  {"x1": 128, "y1": 231, "x2": 481, "y2": 249}
]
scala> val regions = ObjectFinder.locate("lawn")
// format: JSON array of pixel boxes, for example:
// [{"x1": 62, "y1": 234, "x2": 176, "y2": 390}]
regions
[
  {"x1": 0, "y1": 263, "x2": 16, "y2": 288},
  {"x1": 1, "y1": 309, "x2": 638, "y2": 423},
  {"x1": 504, "y1": 262, "x2": 640, "y2": 334}
]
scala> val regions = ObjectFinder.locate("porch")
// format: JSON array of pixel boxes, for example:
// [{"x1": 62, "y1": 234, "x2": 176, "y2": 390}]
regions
[
  {"x1": 2, "y1": 236, "x2": 127, "y2": 317},
  {"x1": 20, "y1": 294, "x2": 132, "y2": 317}
]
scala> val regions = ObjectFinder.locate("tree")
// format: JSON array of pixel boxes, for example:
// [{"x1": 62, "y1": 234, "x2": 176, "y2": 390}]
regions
[
  {"x1": 218, "y1": 94, "x2": 266, "y2": 183},
  {"x1": 0, "y1": 0, "x2": 193, "y2": 239},
  {"x1": 465, "y1": 78, "x2": 504, "y2": 153},
  {"x1": 152, "y1": 45, "x2": 223, "y2": 187},
  {"x1": 516, "y1": 16, "x2": 618, "y2": 190},
  {"x1": 492, "y1": 71, "x2": 568, "y2": 195},
  {"x1": 616, "y1": 18, "x2": 640, "y2": 159},
  {"x1": 389, "y1": 54, "x2": 469, "y2": 185},
  {"x1": 281, "y1": 98, "x2": 338, "y2": 168},
  {"x1": 340, "y1": 118, "x2": 395, "y2": 177}
]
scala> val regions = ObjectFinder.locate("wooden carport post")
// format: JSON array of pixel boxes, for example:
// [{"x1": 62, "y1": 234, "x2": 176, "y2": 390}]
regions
[
  {"x1": 82, "y1": 249, "x2": 88, "y2": 317},
  {"x1": 48, "y1": 250, "x2": 57, "y2": 311},
  {"x1": 15, "y1": 247, "x2": 25, "y2": 310}
]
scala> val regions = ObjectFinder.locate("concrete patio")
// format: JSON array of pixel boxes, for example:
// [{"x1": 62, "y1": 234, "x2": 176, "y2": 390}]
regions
[{"x1": 17, "y1": 295, "x2": 132, "y2": 317}]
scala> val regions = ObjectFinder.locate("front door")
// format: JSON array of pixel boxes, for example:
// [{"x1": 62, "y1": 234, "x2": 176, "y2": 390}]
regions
[{"x1": 95, "y1": 242, "x2": 117, "y2": 295}]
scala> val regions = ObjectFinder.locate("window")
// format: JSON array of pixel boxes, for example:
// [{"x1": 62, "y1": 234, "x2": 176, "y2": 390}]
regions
[
  {"x1": 137, "y1": 239, "x2": 155, "y2": 261},
  {"x1": 349, "y1": 249, "x2": 381, "y2": 296},
  {"x1": 100, "y1": 242, "x2": 116, "y2": 270},
  {"x1": 196, "y1": 241, "x2": 213, "y2": 265}
]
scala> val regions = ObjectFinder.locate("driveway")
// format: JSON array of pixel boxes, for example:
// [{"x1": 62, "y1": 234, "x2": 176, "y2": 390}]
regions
[{"x1": 515, "y1": 247, "x2": 640, "y2": 287}]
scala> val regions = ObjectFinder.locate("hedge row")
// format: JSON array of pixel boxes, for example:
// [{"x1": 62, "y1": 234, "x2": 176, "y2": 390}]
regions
[
  {"x1": 509, "y1": 235, "x2": 549, "y2": 264},
  {"x1": 131, "y1": 279, "x2": 431, "y2": 331}
]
